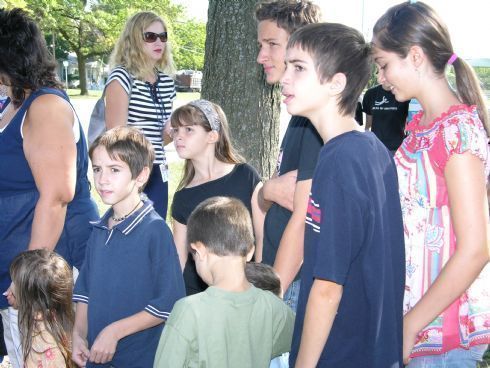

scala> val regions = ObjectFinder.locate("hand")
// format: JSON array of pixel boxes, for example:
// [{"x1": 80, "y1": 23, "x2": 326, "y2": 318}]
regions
[
  {"x1": 403, "y1": 315, "x2": 418, "y2": 365},
  {"x1": 3, "y1": 284, "x2": 17, "y2": 309},
  {"x1": 72, "y1": 334, "x2": 90, "y2": 367},
  {"x1": 89, "y1": 323, "x2": 120, "y2": 364},
  {"x1": 263, "y1": 170, "x2": 297, "y2": 211}
]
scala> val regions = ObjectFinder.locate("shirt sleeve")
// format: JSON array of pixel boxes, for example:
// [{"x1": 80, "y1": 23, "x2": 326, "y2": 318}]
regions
[
  {"x1": 106, "y1": 67, "x2": 132, "y2": 95},
  {"x1": 153, "y1": 300, "x2": 194, "y2": 367},
  {"x1": 171, "y1": 190, "x2": 187, "y2": 224},
  {"x1": 437, "y1": 108, "x2": 489, "y2": 173},
  {"x1": 271, "y1": 300, "x2": 295, "y2": 358},
  {"x1": 362, "y1": 88, "x2": 373, "y2": 115},
  {"x1": 297, "y1": 119, "x2": 324, "y2": 181},
  {"x1": 73, "y1": 233, "x2": 94, "y2": 304},
  {"x1": 145, "y1": 222, "x2": 186, "y2": 320},
  {"x1": 313, "y1": 176, "x2": 366, "y2": 285}
]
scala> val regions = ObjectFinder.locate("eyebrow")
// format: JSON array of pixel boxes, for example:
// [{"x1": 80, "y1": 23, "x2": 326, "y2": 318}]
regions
[{"x1": 286, "y1": 58, "x2": 307, "y2": 64}]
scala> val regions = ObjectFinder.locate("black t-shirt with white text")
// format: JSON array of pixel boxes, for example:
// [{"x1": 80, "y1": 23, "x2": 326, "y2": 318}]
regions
[{"x1": 362, "y1": 84, "x2": 409, "y2": 151}]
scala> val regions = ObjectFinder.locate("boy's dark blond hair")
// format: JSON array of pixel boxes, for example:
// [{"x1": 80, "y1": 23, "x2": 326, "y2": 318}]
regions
[{"x1": 255, "y1": 0, "x2": 321, "y2": 35}]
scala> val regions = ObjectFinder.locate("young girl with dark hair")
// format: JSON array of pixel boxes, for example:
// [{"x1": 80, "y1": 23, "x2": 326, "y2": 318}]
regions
[
  {"x1": 7, "y1": 250, "x2": 75, "y2": 368},
  {"x1": 170, "y1": 100, "x2": 265, "y2": 295},
  {"x1": 372, "y1": 2, "x2": 490, "y2": 366}
]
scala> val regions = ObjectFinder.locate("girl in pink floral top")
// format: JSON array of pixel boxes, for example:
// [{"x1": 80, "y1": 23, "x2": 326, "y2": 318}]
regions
[
  {"x1": 372, "y1": 2, "x2": 490, "y2": 367},
  {"x1": 7, "y1": 250, "x2": 75, "y2": 367}
]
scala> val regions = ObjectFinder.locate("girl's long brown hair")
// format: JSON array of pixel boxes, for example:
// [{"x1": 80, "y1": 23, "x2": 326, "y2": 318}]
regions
[
  {"x1": 373, "y1": 1, "x2": 489, "y2": 135},
  {"x1": 170, "y1": 101, "x2": 244, "y2": 190},
  {"x1": 10, "y1": 249, "x2": 75, "y2": 367}
]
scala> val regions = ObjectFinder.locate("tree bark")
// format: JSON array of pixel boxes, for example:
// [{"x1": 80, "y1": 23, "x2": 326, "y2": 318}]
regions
[
  {"x1": 76, "y1": 51, "x2": 88, "y2": 95},
  {"x1": 202, "y1": 0, "x2": 281, "y2": 178}
]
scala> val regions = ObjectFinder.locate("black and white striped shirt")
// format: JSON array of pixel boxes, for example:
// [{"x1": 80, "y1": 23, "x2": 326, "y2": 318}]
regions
[{"x1": 106, "y1": 66, "x2": 176, "y2": 165}]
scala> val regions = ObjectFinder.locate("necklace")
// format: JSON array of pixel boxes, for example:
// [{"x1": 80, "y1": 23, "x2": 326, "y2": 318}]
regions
[{"x1": 111, "y1": 201, "x2": 142, "y2": 222}]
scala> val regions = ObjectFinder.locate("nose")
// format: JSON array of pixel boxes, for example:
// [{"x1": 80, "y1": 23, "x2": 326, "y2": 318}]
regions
[
  {"x1": 257, "y1": 46, "x2": 268, "y2": 65},
  {"x1": 280, "y1": 64, "x2": 291, "y2": 86},
  {"x1": 97, "y1": 169, "x2": 110, "y2": 185}
]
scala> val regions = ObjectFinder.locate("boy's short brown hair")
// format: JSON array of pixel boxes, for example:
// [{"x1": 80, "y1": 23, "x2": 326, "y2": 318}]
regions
[
  {"x1": 288, "y1": 23, "x2": 371, "y2": 117},
  {"x1": 89, "y1": 126, "x2": 155, "y2": 180},
  {"x1": 255, "y1": 0, "x2": 321, "y2": 35},
  {"x1": 187, "y1": 197, "x2": 254, "y2": 257}
]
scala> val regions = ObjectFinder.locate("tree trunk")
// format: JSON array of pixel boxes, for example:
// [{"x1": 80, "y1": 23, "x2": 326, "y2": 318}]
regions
[
  {"x1": 76, "y1": 51, "x2": 88, "y2": 95},
  {"x1": 202, "y1": 0, "x2": 281, "y2": 178}
]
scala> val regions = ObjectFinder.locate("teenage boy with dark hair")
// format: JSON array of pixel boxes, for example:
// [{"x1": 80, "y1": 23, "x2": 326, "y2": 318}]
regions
[
  {"x1": 154, "y1": 197, "x2": 294, "y2": 368},
  {"x1": 72, "y1": 127, "x2": 185, "y2": 368},
  {"x1": 255, "y1": 0, "x2": 323, "y2": 311},
  {"x1": 281, "y1": 23, "x2": 405, "y2": 367}
]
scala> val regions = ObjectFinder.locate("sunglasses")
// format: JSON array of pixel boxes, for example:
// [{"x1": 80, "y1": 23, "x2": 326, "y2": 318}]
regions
[{"x1": 143, "y1": 31, "x2": 168, "y2": 43}]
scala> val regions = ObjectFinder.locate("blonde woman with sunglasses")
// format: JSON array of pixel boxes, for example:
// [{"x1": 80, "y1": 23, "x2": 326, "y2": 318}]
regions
[{"x1": 104, "y1": 11, "x2": 176, "y2": 219}]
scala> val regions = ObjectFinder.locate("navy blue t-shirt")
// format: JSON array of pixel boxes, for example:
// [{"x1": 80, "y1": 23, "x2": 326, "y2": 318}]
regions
[
  {"x1": 73, "y1": 201, "x2": 185, "y2": 367},
  {"x1": 290, "y1": 131, "x2": 405, "y2": 368}
]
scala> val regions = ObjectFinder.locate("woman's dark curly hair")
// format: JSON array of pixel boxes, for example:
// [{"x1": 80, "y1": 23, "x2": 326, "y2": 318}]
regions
[{"x1": 0, "y1": 8, "x2": 62, "y2": 107}]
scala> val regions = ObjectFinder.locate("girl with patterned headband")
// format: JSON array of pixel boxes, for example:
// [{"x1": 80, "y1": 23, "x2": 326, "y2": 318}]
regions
[{"x1": 169, "y1": 99, "x2": 266, "y2": 296}]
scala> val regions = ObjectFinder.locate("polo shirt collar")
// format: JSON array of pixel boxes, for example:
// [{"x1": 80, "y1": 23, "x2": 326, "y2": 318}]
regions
[{"x1": 91, "y1": 199, "x2": 154, "y2": 235}]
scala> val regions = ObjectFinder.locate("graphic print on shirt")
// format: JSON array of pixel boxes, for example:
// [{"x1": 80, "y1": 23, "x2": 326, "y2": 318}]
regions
[
  {"x1": 305, "y1": 193, "x2": 320, "y2": 233},
  {"x1": 374, "y1": 96, "x2": 389, "y2": 106}
]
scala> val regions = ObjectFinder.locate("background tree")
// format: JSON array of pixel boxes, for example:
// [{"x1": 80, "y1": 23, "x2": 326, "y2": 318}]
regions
[
  {"x1": 202, "y1": 0, "x2": 281, "y2": 178},
  {"x1": 4, "y1": 0, "x2": 184, "y2": 95},
  {"x1": 173, "y1": 19, "x2": 206, "y2": 71}
]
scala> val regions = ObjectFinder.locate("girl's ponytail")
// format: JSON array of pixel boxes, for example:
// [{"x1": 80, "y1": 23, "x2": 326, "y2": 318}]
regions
[{"x1": 452, "y1": 58, "x2": 489, "y2": 135}]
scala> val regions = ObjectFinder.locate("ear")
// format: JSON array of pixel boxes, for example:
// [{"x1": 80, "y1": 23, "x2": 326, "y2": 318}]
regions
[
  {"x1": 135, "y1": 166, "x2": 150, "y2": 190},
  {"x1": 246, "y1": 245, "x2": 255, "y2": 262},
  {"x1": 328, "y1": 72, "x2": 347, "y2": 97},
  {"x1": 408, "y1": 45, "x2": 425, "y2": 69},
  {"x1": 190, "y1": 241, "x2": 207, "y2": 261},
  {"x1": 207, "y1": 130, "x2": 219, "y2": 144}
]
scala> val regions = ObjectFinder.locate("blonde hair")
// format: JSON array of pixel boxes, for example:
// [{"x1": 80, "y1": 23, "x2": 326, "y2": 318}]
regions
[
  {"x1": 10, "y1": 250, "x2": 75, "y2": 367},
  {"x1": 110, "y1": 11, "x2": 175, "y2": 79},
  {"x1": 170, "y1": 101, "x2": 245, "y2": 190}
]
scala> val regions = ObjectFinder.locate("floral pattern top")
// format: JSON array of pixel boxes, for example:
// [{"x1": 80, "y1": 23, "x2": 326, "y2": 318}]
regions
[
  {"x1": 25, "y1": 322, "x2": 68, "y2": 368},
  {"x1": 395, "y1": 104, "x2": 490, "y2": 357}
]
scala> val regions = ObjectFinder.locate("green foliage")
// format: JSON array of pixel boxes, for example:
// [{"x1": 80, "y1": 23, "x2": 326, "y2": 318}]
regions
[{"x1": 173, "y1": 19, "x2": 206, "y2": 71}]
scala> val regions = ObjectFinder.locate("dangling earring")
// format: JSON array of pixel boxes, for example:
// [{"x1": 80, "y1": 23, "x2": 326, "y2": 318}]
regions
[{"x1": 0, "y1": 84, "x2": 8, "y2": 98}]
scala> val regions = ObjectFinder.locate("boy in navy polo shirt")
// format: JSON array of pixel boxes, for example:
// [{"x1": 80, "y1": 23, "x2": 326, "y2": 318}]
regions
[
  {"x1": 281, "y1": 24, "x2": 405, "y2": 367},
  {"x1": 72, "y1": 127, "x2": 185, "y2": 367}
]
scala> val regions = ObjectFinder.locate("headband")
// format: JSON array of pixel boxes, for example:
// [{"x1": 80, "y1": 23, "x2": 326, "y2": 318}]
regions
[
  {"x1": 188, "y1": 99, "x2": 221, "y2": 132},
  {"x1": 447, "y1": 53, "x2": 458, "y2": 66}
]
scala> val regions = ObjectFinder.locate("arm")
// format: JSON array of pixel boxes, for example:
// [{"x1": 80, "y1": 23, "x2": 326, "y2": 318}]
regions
[
  {"x1": 365, "y1": 114, "x2": 373, "y2": 131},
  {"x1": 259, "y1": 170, "x2": 297, "y2": 212},
  {"x1": 251, "y1": 182, "x2": 266, "y2": 262},
  {"x1": 72, "y1": 302, "x2": 90, "y2": 367},
  {"x1": 295, "y1": 279, "x2": 343, "y2": 367},
  {"x1": 173, "y1": 220, "x2": 188, "y2": 271},
  {"x1": 402, "y1": 152, "x2": 490, "y2": 364},
  {"x1": 273, "y1": 179, "x2": 311, "y2": 291},
  {"x1": 104, "y1": 80, "x2": 129, "y2": 129},
  {"x1": 23, "y1": 94, "x2": 76, "y2": 250},
  {"x1": 89, "y1": 311, "x2": 163, "y2": 364}
]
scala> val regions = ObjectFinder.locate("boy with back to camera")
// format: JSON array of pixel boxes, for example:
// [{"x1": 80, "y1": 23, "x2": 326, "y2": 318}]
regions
[
  {"x1": 153, "y1": 197, "x2": 295, "y2": 368},
  {"x1": 255, "y1": 0, "x2": 323, "y2": 311},
  {"x1": 72, "y1": 127, "x2": 185, "y2": 367},
  {"x1": 281, "y1": 23, "x2": 405, "y2": 367}
]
